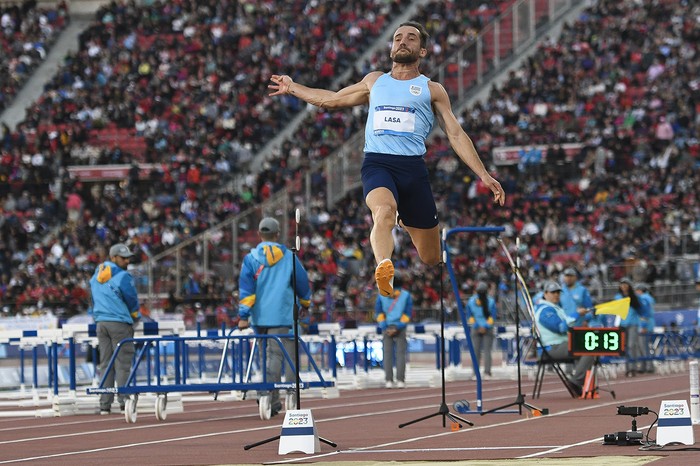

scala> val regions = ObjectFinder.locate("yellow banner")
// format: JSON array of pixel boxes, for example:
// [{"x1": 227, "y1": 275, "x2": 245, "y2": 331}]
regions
[{"x1": 594, "y1": 297, "x2": 630, "y2": 319}]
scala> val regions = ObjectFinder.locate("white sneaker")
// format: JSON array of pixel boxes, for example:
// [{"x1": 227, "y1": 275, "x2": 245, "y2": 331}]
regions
[
  {"x1": 396, "y1": 381, "x2": 406, "y2": 389},
  {"x1": 385, "y1": 381, "x2": 394, "y2": 389}
]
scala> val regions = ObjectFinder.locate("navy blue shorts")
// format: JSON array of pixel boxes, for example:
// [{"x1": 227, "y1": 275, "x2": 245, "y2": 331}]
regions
[{"x1": 361, "y1": 152, "x2": 439, "y2": 229}]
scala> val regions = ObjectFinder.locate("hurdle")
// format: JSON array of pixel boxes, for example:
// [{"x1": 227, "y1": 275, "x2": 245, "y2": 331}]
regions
[
  {"x1": 0, "y1": 328, "x2": 69, "y2": 402},
  {"x1": 305, "y1": 323, "x2": 341, "y2": 379}
]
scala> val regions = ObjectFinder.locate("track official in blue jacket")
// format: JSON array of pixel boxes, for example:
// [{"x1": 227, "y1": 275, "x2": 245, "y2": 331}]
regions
[
  {"x1": 534, "y1": 281, "x2": 594, "y2": 396},
  {"x1": 238, "y1": 217, "x2": 311, "y2": 417},
  {"x1": 635, "y1": 283, "x2": 656, "y2": 373},
  {"x1": 561, "y1": 268, "x2": 599, "y2": 327},
  {"x1": 466, "y1": 281, "x2": 497, "y2": 379},
  {"x1": 90, "y1": 243, "x2": 140, "y2": 414},
  {"x1": 376, "y1": 274, "x2": 412, "y2": 388},
  {"x1": 615, "y1": 277, "x2": 650, "y2": 376}
]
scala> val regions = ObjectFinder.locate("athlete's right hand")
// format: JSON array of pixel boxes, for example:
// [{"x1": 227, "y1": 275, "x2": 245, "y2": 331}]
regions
[{"x1": 269, "y1": 75, "x2": 293, "y2": 96}]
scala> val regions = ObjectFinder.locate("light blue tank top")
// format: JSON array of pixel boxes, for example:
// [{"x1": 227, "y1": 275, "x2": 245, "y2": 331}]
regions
[{"x1": 364, "y1": 73, "x2": 434, "y2": 156}]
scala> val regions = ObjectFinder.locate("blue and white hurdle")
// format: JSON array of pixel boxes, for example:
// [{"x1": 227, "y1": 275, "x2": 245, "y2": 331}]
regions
[{"x1": 0, "y1": 320, "x2": 186, "y2": 416}]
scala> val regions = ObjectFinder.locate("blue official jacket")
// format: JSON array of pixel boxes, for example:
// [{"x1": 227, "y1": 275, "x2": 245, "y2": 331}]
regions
[
  {"x1": 638, "y1": 292, "x2": 656, "y2": 332},
  {"x1": 562, "y1": 282, "x2": 597, "y2": 327},
  {"x1": 90, "y1": 261, "x2": 140, "y2": 324},
  {"x1": 376, "y1": 288, "x2": 412, "y2": 331},
  {"x1": 614, "y1": 292, "x2": 650, "y2": 328},
  {"x1": 534, "y1": 300, "x2": 575, "y2": 348},
  {"x1": 238, "y1": 241, "x2": 311, "y2": 328},
  {"x1": 466, "y1": 294, "x2": 497, "y2": 330}
]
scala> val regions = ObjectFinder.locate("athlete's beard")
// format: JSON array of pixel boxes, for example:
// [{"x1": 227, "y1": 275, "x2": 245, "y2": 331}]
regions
[{"x1": 392, "y1": 48, "x2": 418, "y2": 64}]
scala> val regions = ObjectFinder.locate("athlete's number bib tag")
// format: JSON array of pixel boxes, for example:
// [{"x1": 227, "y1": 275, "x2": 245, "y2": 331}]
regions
[{"x1": 373, "y1": 105, "x2": 416, "y2": 136}]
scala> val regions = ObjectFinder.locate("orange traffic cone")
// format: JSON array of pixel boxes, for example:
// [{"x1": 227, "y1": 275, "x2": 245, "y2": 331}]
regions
[{"x1": 580, "y1": 369, "x2": 599, "y2": 399}]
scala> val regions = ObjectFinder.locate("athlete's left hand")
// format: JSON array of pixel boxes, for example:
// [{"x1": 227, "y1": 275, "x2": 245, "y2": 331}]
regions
[{"x1": 482, "y1": 175, "x2": 505, "y2": 206}]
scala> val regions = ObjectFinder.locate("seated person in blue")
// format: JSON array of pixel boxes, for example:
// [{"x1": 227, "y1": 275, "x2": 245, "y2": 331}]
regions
[{"x1": 534, "y1": 281, "x2": 595, "y2": 396}]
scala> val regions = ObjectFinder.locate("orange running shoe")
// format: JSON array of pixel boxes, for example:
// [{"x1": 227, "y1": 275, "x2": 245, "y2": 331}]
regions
[{"x1": 375, "y1": 259, "x2": 394, "y2": 297}]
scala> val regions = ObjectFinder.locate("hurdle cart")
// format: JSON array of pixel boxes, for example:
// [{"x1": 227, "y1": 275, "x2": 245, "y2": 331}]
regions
[{"x1": 86, "y1": 329, "x2": 335, "y2": 423}]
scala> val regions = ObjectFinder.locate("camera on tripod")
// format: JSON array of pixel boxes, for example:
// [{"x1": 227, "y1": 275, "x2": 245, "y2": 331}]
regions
[
  {"x1": 602, "y1": 405, "x2": 649, "y2": 446},
  {"x1": 617, "y1": 406, "x2": 649, "y2": 416}
]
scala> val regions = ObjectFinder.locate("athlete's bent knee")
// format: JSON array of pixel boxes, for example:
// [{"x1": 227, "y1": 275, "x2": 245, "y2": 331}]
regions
[
  {"x1": 418, "y1": 249, "x2": 441, "y2": 266},
  {"x1": 372, "y1": 204, "x2": 396, "y2": 228}
]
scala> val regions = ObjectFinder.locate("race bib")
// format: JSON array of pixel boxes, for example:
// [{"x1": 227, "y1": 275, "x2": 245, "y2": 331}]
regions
[{"x1": 373, "y1": 105, "x2": 416, "y2": 136}]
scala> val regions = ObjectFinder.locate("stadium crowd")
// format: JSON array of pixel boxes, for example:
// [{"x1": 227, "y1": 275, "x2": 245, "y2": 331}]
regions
[
  {"x1": 0, "y1": 0, "x2": 698, "y2": 325},
  {"x1": 0, "y1": 0, "x2": 68, "y2": 112}
]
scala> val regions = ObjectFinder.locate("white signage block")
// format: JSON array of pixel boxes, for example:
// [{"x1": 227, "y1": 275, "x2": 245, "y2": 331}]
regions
[
  {"x1": 657, "y1": 400, "x2": 695, "y2": 446},
  {"x1": 278, "y1": 409, "x2": 320, "y2": 455}
]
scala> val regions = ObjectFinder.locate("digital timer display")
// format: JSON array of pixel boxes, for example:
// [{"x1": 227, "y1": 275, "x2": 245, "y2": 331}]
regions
[{"x1": 568, "y1": 327, "x2": 625, "y2": 356}]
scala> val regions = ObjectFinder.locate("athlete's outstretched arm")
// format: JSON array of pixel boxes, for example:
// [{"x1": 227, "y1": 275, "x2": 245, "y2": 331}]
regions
[
  {"x1": 430, "y1": 81, "x2": 505, "y2": 206},
  {"x1": 268, "y1": 72, "x2": 381, "y2": 109}
]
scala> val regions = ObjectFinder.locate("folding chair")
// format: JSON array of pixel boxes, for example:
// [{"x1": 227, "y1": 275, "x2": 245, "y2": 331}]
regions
[
  {"x1": 532, "y1": 348, "x2": 577, "y2": 399},
  {"x1": 515, "y1": 289, "x2": 578, "y2": 398}
]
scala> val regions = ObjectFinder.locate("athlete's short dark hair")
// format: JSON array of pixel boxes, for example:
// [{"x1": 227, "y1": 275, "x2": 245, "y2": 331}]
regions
[{"x1": 398, "y1": 21, "x2": 429, "y2": 49}]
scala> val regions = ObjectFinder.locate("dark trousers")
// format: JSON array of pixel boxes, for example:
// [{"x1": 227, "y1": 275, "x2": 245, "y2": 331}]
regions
[
  {"x1": 546, "y1": 342, "x2": 594, "y2": 387},
  {"x1": 257, "y1": 326, "x2": 295, "y2": 410},
  {"x1": 383, "y1": 328, "x2": 407, "y2": 383},
  {"x1": 97, "y1": 321, "x2": 135, "y2": 410}
]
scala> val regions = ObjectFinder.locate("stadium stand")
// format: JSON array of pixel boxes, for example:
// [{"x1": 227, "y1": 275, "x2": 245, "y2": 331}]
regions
[{"x1": 0, "y1": 0, "x2": 69, "y2": 112}]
